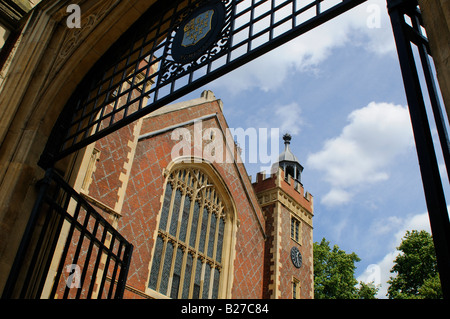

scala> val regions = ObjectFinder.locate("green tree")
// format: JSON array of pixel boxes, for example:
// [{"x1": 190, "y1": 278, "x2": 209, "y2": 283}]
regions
[
  {"x1": 313, "y1": 238, "x2": 378, "y2": 299},
  {"x1": 387, "y1": 230, "x2": 442, "y2": 299},
  {"x1": 357, "y1": 281, "x2": 379, "y2": 299}
]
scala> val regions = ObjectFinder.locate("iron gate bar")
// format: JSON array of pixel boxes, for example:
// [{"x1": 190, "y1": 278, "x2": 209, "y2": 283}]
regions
[
  {"x1": 2, "y1": 169, "x2": 62, "y2": 298},
  {"x1": 57, "y1": 199, "x2": 84, "y2": 299},
  {"x1": 409, "y1": 11, "x2": 450, "y2": 184},
  {"x1": 39, "y1": 0, "x2": 368, "y2": 167},
  {"x1": 388, "y1": 0, "x2": 450, "y2": 299},
  {"x1": 76, "y1": 217, "x2": 100, "y2": 299},
  {"x1": 86, "y1": 221, "x2": 109, "y2": 299},
  {"x1": 2, "y1": 169, "x2": 133, "y2": 299},
  {"x1": 393, "y1": 1, "x2": 450, "y2": 184},
  {"x1": 42, "y1": 170, "x2": 134, "y2": 299}
]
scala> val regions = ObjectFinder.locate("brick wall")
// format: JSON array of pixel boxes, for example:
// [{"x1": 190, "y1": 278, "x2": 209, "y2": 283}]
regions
[
  {"x1": 262, "y1": 205, "x2": 275, "y2": 299},
  {"x1": 86, "y1": 97, "x2": 266, "y2": 298},
  {"x1": 253, "y1": 168, "x2": 314, "y2": 299},
  {"x1": 278, "y1": 204, "x2": 313, "y2": 298},
  {"x1": 81, "y1": 93, "x2": 314, "y2": 299}
]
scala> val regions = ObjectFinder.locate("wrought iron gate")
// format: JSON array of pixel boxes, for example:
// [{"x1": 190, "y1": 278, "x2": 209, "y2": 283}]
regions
[
  {"x1": 387, "y1": 0, "x2": 450, "y2": 298},
  {"x1": 38, "y1": 0, "x2": 367, "y2": 167},
  {"x1": 2, "y1": 169, "x2": 133, "y2": 298},
  {"x1": 4, "y1": 0, "x2": 450, "y2": 299}
]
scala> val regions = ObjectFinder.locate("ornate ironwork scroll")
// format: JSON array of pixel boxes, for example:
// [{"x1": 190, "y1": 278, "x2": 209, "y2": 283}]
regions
[{"x1": 40, "y1": 0, "x2": 367, "y2": 165}]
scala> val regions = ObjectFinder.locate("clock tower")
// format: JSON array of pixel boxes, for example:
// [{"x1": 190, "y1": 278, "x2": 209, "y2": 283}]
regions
[{"x1": 253, "y1": 134, "x2": 314, "y2": 299}]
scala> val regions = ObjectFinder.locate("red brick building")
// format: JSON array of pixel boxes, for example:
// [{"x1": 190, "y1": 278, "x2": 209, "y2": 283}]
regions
[{"x1": 72, "y1": 90, "x2": 314, "y2": 299}]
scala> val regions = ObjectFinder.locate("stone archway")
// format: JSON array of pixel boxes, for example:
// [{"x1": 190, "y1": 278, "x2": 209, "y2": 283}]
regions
[{"x1": 0, "y1": 0, "x2": 162, "y2": 295}]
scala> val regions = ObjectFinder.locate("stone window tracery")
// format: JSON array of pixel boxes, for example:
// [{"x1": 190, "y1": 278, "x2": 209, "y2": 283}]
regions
[{"x1": 148, "y1": 167, "x2": 228, "y2": 299}]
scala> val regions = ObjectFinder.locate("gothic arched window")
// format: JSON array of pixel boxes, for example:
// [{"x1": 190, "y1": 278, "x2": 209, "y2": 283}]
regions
[{"x1": 147, "y1": 165, "x2": 234, "y2": 299}]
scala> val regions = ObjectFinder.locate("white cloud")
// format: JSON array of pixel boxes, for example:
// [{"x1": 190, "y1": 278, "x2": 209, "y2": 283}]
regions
[
  {"x1": 393, "y1": 212, "x2": 431, "y2": 245},
  {"x1": 307, "y1": 102, "x2": 414, "y2": 206},
  {"x1": 274, "y1": 102, "x2": 303, "y2": 135},
  {"x1": 321, "y1": 188, "x2": 353, "y2": 206},
  {"x1": 357, "y1": 211, "x2": 434, "y2": 298},
  {"x1": 211, "y1": 0, "x2": 395, "y2": 94},
  {"x1": 243, "y1": 101, "x2": 303, "y2": 135},
  {"x1": 357, "y1": 251, "x2": 399, "y2": 298},
  {"x1": 371, "y1": 216, "x2": 404, "y2": 236}
]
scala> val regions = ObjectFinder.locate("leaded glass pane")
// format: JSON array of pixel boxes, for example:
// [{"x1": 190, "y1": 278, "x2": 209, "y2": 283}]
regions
[
  {"x1": 182, "y1": 253, "x2": 193, "y2": 299},
  {"x1": 193, "y1": 284, "x2": 200, "y2": 299},
  {"x1": 291, "y1": 217, "x2": 300, "y2": 241},
  {"x1": 186, "y1": 172, "x2": 191, "y2": 187},
  {"x1": 159, "y1": 241, "x2": 174, "y2": 295},
  {"x1": 212, "y1": 268, "x2": 220, "y2": 299},
  {"x1": 169, "y1": 189, "x2": 182, "y2": 236},
  {"x1": 202, "y1": 263, "x2": 211, "y2": 299},
  {"x1": 159, "y1": 183, "x2": 172, "y2": 231},
  {"x1": 207, "y1": 213, "x2": 217, "y2": 258},
  {"x1": 216, "y1": 218, "x2": 225, "y2": 263},
  {"x1": 171, "y1": 274, "x2": 180, "y2": 299},
  {"x1": 148, "y1": 235, "x2": 164, "y2": 290},
  {"x1": 193, "y1": 258, "x2": 202, "y2": 299},
  {"x1": 170, "y1": 247, "x2": 184, "y2": 298},
  {"x1": 154, "y1": 168, "x2": 229, "y2": 299},
  {"x1": 189, "y1": 201, "x2": 200, "y2": 247},
  {"x1": 180, "y1": 196, "x2": 190, "y2": 242},
  {"x1": 291, "y1": 217, "x2": 295, "y2": 239},
  {"x1": 198, "y1": 208, "x2": 208, "y2": 253},
  {"x1": 293, "y1": 281, "x2": 297, "y2": 299}
]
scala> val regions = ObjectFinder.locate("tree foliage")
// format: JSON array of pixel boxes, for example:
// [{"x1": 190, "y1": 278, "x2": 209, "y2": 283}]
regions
[
  {"x1": 313, "y1": 238, "x2": 378, "y2": 299},
  {"x1": 387, "y1": 230, "x2": 442, "y2": 299},
  {"x1": 356, "y1": 281, "x2": 379, "y2": 299}
]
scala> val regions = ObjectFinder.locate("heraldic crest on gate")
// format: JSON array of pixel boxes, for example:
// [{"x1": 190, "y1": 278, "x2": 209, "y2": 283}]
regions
[
  {"x1": 40, "y1": 0, "x2": 366, "y2": 167},
  {"x1": 181, "y1": 10, "x2": 214, "y2": 47}
]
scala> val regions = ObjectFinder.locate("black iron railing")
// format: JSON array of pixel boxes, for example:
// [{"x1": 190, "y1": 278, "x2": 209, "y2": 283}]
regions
[
  {"x1": 2, "y1": 169, "x2": 133, "y2": 299},
  {"x1": 39, "y1": 0, "x2": 367, "y2": 166},
  {"x1": 388, "y1": 0, "x2": 450, "y2": 298}
]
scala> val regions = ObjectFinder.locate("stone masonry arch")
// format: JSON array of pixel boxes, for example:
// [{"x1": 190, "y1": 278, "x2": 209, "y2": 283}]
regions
[{"x1": 0, "y1": 0, "x2": 164, "y2": 294}]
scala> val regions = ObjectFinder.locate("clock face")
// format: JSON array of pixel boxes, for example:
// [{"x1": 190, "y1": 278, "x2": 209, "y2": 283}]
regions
[{"x1": 290, "y1": 246, "x2": 302, "y2": 268}]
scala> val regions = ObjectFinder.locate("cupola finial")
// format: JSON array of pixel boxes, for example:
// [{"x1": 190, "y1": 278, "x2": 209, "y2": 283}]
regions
[{"x1": 283, "y1": 133, "x2": 292, "y2": 145}]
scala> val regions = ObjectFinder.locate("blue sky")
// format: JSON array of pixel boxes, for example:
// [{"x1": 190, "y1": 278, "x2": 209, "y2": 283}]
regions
[{"x1": 175, "y1": 0, "x2": 450, "y2": 297}]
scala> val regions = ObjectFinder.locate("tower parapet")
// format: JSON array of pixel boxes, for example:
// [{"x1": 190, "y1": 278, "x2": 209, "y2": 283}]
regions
[{"x1": 252, "y1": 134, "x2": 314, "y2": 299}]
